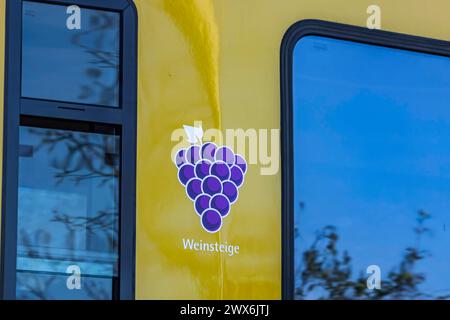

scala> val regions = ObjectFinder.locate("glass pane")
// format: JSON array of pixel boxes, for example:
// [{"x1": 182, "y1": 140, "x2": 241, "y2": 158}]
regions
[
  {"x1": 22, "y1": 1, "x2": 120, "y2": 107},
  {"x1": 293, "y1": 36, "x2": 450, "y2": 299},
  {"x1": 16, "y1": 120, "x2": 120, "y2": 300}
]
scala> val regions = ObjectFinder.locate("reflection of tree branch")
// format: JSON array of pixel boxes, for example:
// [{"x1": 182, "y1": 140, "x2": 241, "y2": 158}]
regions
[
  {"x1": 17, "y1": 273, "x2": 57, "y2": 300},
  {"x1": 296, "y1": 226, "x2": 354, "y2": 299},
  {"x1": 19, "y1": 228, "x2": 54, "y2": 260},
  {"x1": 30, "y1": 128, "x2": 118, "y2": 185},
  {"x1": 296, "y1": 210, "x2": 446, "y2": 300},
  {"x1": 83, "y1": 279, "x2": 111, "y2": 300},
  {"x1": 17, "y1": 228, "x2": 58, "y2": 300},
  {"x1": 51, "y1": 209, "x2": 119, "y2": 254},
  {"x1": 51, "y1": 209, "x2": 117, "y2": 232},
  {"x1": 70, "y1": 12, "x2": 119, "y2": 106}
]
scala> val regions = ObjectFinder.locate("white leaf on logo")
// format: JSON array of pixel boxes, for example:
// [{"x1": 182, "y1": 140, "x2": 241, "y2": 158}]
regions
[{"x1": 183, "y1": 125, "x2": 203, "y2": 144}]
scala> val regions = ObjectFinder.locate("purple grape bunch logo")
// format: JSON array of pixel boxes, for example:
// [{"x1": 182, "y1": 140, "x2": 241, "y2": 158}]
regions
[{"x1": 174, "y1": 142, "x2": 247, "y2": 233}]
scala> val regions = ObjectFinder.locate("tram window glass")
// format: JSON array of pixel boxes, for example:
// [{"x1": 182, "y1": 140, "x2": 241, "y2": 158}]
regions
[
  {"x1": 16, "y1": 119, "x2": 120, "y2": 300},
  {"x1": 292, "y1": 35, "x2": 450, "y2": 299},
  {"x1": 22, "y1": 1, "x2": 120, "y2": 107}
]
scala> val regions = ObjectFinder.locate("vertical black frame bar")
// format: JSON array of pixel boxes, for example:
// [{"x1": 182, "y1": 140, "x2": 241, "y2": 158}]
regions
[
  {"x1": 1, "y1": 0, "x2": 137, "y2": 300},
  {"x1": 119, "y1": 3, "x2": 137, "y2": 301},
  {"x1": 1, "y1": 0, "x2": 21, "y2": 300},
  {"x1": 280, "y1": 19, "x2": 450, "y2": 300}
]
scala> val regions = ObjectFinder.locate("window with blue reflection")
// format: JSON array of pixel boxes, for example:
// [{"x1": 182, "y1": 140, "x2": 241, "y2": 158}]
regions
[
  {"x1": 22, "y1": 1, "x2": 120, "y2": 107},
  {"x1": 293, "y1": 36, "x2": 450, "y2": 299},
  {"x1": 16, "y1": 119, "x2": 120, "y2": 300}
]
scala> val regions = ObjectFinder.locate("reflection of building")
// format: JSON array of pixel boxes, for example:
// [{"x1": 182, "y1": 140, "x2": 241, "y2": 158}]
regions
[{"x1": 1, "y1": 0, "x2": 450, "y2": 300}]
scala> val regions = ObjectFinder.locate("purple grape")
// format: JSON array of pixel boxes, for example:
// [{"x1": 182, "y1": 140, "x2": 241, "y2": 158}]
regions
[
  {"x1": 210, "y1": 161, "x2": 230, "y2": 181},
  {"x1": 235, "y1": 154, "x2": 247, "y2": 174},
  {"x1": 186, "y1": 145, "x2": 201, "y2": 164},
  {"x1": 201, "y1": 209, "x2": 222, "y2": 233},
  {"x1": 201, "y1": 142, "x2": 217, "y2": 162},
  {"x1": 186, "y1": 178, "x2": 202, "y2": 200},
  {"x1": 222, "y1": 181, "x2": 238, "y2": 203},
  {"x1": 194, "y1": 194, "x2": 211, "y2": 215},
  {"x1": 229, "y1": 165, "x2": 244, "y2": 187},
  {"x1": 195, "y1": 160, "x2": 212, "y2": 179},
  {"x1": 210, "y1": 194, "x2": 230, "y2": 217},
  {"x1": 174, "y1": 148, "x2": 187, "y2": 167},
  {"x1": 178, "y1": 164, "x2": 195, "y2": 185},
  {"x1": 202, "y1": 175, "x2": 222, "y2": 196},
  {"x1": 215, "y1": 146, "x2": 235, "y2": 167}
]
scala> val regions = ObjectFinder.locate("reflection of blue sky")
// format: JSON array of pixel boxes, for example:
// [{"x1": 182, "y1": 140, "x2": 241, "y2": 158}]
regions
[
  {"x1": 293, "y1": 36, "x2": 450, "y2": 298},
  {"x1": 22, "y1": 1, "x2": 120, "y2": 107}
]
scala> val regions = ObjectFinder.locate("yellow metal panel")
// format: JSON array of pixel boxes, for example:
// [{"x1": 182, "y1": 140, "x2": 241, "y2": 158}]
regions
[
  {"x1": 134, "y1": 0, "x2": 282, "y2": 299},
  {"x1": 133, "y1": 0, "x2": 450, "y2": 299}
]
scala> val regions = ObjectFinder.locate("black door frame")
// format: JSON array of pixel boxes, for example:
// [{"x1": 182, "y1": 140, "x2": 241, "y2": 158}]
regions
[{"x1": 1, "y1": 0, "x2": 138, "y2": 300}]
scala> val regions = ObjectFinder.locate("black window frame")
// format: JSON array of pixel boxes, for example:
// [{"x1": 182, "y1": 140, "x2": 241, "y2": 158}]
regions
[
  {"x1": 280, "y1": 19, "x2": 450, "y2": 300},
  {"x1": 1, "y1": 0, "x2": 137, "y2": 300}
]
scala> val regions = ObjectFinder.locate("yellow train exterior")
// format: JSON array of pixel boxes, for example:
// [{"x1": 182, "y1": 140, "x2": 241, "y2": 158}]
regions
[{"x1": 2, "y1": 0, "x2": 450, "y2": 299}]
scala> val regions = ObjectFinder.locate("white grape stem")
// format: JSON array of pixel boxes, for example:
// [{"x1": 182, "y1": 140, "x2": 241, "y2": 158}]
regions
[{"x1": 183, "y1": 124, "x2": 203, "y2": 145}]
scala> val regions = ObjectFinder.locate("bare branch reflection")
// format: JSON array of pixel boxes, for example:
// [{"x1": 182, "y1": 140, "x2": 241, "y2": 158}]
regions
[
  {"x1": 296, "y1": 209, "x2": 450, "y2": 300},
  {"x1": 71, "y1": 12, "x2": 119, "y2": 106}
]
